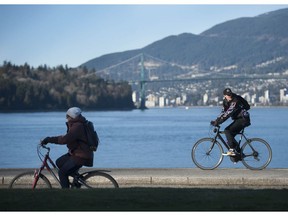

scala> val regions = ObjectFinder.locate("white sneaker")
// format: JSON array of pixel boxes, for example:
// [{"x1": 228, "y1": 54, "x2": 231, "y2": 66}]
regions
[{"x1": 222, "y1": 149, "x2": 237, "y2": 156}]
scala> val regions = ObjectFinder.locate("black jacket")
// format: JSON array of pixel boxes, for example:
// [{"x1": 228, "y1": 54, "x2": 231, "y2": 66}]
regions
[{"x1": 217, "y1": 93, "x2": 250, "y2": 124}]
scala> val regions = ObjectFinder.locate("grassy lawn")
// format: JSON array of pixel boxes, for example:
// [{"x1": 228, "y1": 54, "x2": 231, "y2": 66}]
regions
[{"x1": 1, "y1": 187, "x2": 288, "y2": 211}]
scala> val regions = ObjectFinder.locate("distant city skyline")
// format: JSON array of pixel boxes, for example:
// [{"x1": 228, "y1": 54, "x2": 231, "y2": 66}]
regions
[{"x1": 0, "y1": 3, "x2": 287, "y2": 68}]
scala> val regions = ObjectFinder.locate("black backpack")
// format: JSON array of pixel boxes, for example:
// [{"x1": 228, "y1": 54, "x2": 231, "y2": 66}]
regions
[
  {"x1": 236, "y1": 95, "x2": 250, "y2": 111},
  {"x1": 83, "y1": 120, "x2": 99, "y2": 152}
]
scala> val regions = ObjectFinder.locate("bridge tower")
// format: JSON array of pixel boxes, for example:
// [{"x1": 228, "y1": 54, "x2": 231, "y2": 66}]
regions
[{"x1": 139, "y1": 53, "x2": 147, "y2": 110}]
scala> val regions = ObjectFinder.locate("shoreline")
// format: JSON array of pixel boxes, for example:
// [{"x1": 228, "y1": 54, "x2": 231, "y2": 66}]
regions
[{"x1": 2, "y1": 168, "x2": 288, "y2": 189}]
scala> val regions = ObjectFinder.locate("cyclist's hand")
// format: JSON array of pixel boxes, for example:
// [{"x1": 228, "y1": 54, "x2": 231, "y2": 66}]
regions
[
  {"x1": 210, "y1": 120, "x2": 218, "y2": 126},
  {"x1": 41, "y1": 137, "x2": 50, "y2": 145}
]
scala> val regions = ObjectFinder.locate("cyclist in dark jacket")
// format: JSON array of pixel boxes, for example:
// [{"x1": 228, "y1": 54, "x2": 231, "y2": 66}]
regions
[
  {"x1": 211, "y1": 88, "x2": 251, "y2": 156},
  {"x1": 41, "y1": 107, "x2": 94, "y2": 188}
]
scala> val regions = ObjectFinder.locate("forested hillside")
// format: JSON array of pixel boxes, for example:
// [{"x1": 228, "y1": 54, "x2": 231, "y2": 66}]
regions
[{"x1": 0, "y1": 62, "x2": 135, "y2": 111}]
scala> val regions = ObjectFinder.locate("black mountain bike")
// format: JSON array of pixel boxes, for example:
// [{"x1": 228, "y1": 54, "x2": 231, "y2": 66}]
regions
[
  {"x1": 191, "y1": 125, "x2": 272, "y2": 170},
  {"x1": 9, "y1": 144, "x2": 119, "y2": 189}
]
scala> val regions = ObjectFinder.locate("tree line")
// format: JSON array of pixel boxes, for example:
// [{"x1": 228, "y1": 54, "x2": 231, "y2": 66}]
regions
[{"x1": 0, "y1": 61, "x2": 135, "y2": 111}]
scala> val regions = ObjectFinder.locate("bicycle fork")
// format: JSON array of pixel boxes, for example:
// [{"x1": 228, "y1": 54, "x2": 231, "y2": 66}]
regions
[
  {"x1": 208, "y1": 137, "x2": 222, "y2": 155},
  {"x1": 33, "y1": 167, "x2": 43, "y2": 189},
  {"x1": 32, "y1": 155, "x2": 60, "y2": 189}
]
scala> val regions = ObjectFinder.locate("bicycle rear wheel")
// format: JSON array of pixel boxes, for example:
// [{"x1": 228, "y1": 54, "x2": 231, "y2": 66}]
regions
[
  {"x1": 81, "y1": 171, "x2": 119, "y2": 188},
  {"x1": 241, "y1": 138, "x2": 272, "y2": 170},
  {"x1": 192, "y1": 138, "x2": 224, "y2": 170},
  {"x1": 9, "y1": 171, "x2": 52, "y2": 189}
]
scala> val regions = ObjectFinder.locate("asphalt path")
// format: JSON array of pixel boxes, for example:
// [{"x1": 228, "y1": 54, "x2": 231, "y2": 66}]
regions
[{"x1": 1, "y1": 168, "x2": 288, "y2": 189}]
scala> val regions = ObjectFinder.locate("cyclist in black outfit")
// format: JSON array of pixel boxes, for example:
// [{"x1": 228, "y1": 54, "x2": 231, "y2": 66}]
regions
[{"x1": 211, "y1": 88, "x2": 251, "y2": 156}]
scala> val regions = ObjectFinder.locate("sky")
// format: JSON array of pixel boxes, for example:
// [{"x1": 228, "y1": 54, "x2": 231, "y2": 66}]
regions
[{"x1": 0, "y1": 1, "x2": 288, "y2": 68}]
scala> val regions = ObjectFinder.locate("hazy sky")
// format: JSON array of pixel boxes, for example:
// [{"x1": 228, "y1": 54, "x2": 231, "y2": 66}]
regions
[{"x1": 0, "y1": 3, "x2": 287, "y2": 68}]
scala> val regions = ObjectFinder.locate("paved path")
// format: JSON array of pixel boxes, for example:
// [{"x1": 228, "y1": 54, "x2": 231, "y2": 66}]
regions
[{"x1": 1, "y1": 168, "x2": 288, "y2": 189}]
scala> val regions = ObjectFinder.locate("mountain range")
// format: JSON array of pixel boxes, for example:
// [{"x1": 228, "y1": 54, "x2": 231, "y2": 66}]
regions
[{"x1": 81, "y1": 8, "x2": 288, "y2": 81}]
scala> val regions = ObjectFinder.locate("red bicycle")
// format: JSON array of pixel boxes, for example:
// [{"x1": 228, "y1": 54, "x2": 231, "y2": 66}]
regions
[{"x1": 9, "y1": 144, "x2": 119, "y2": 189}]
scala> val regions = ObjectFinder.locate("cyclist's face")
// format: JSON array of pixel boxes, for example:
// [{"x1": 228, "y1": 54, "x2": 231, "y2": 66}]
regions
[
  {"x1": 224, "y1": 95, "x2": 232, "y2": 101},
  {"x1": 66, "y1": 115, "x2": 72, "y2": 122}
]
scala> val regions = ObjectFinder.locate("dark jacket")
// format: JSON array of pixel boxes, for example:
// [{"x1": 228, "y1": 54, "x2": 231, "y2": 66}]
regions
[
  {"x1": 217, "y1": 93, "x2": 250, "y2": 125},
  {"x1": 49, "y1": 115, "x2": 94, "y2": 167}
]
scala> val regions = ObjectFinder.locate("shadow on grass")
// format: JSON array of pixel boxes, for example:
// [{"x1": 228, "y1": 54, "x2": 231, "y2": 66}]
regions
[{"x1": 1, "y1": 188, "x2": 288, "y2": 211}]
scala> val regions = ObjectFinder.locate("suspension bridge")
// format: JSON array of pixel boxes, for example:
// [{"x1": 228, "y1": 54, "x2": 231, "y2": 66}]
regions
[{"x1": 82, "y1": 53, "x2": 288, "y2": 109}]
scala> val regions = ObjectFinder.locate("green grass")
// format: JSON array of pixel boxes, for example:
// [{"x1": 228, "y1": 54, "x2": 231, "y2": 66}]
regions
[{"x1": 1, "y1": 188, "x2": 288, "y2": 211}]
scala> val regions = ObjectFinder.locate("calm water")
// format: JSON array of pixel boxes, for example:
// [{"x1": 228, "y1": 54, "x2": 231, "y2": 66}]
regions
[{"x1": 0, "y1": 107, "x2": 287, "y2": 169}]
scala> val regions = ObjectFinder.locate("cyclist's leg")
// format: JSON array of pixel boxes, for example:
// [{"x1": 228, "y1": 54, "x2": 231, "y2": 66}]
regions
[
  {"x1": 224, "y1": 120, "x2": 244, "y2": 151},
  {"x1": 56, "y1": 154, "x2": 82, "y2": 188},
  {"x1": 56, "y1": 153, "x2": 70, "y2": 168}
]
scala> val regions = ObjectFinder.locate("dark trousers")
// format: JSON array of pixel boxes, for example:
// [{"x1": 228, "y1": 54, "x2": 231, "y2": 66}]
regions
[
  {"x1": 56, "y1": 153, "x2": 82, "y2": 188},
  {"x1": 224, "y1": 118, "x2": 250, "y2": 151}
]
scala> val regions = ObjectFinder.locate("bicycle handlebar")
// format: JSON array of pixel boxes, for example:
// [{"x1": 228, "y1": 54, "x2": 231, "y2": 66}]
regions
[
  {"x1": 38, "y1": 143, "x2": 50, "y2": 151},
  {"x1": 37, "y1": 143, "x2": 51, "y2": 163}
]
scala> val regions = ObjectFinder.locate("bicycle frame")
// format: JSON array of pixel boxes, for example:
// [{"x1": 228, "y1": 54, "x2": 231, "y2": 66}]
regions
[
  {"x1": 33, "y1": 145, "x2": 61, "y2": 188},
  {"x1": 211, "y1": 126, "x2": 249, "y2": 151},
  {"x1": 34, "y1": 145, "x2": 99, "y2": 189}
]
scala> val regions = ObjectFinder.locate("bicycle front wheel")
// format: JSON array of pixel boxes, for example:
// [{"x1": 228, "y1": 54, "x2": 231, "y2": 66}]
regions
[
  {"x1": 81, "y1": 171, "x2": 119, "y2": 188},
  {"x1": 241, "y1": 138, "x2": 272, "y2": 170},
  {"x1": 9, "y1": 171, "x2": 52, "y2": 189},
  {"x1": 192, "y1": 138, "x2": 224, "y2": 170}
]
